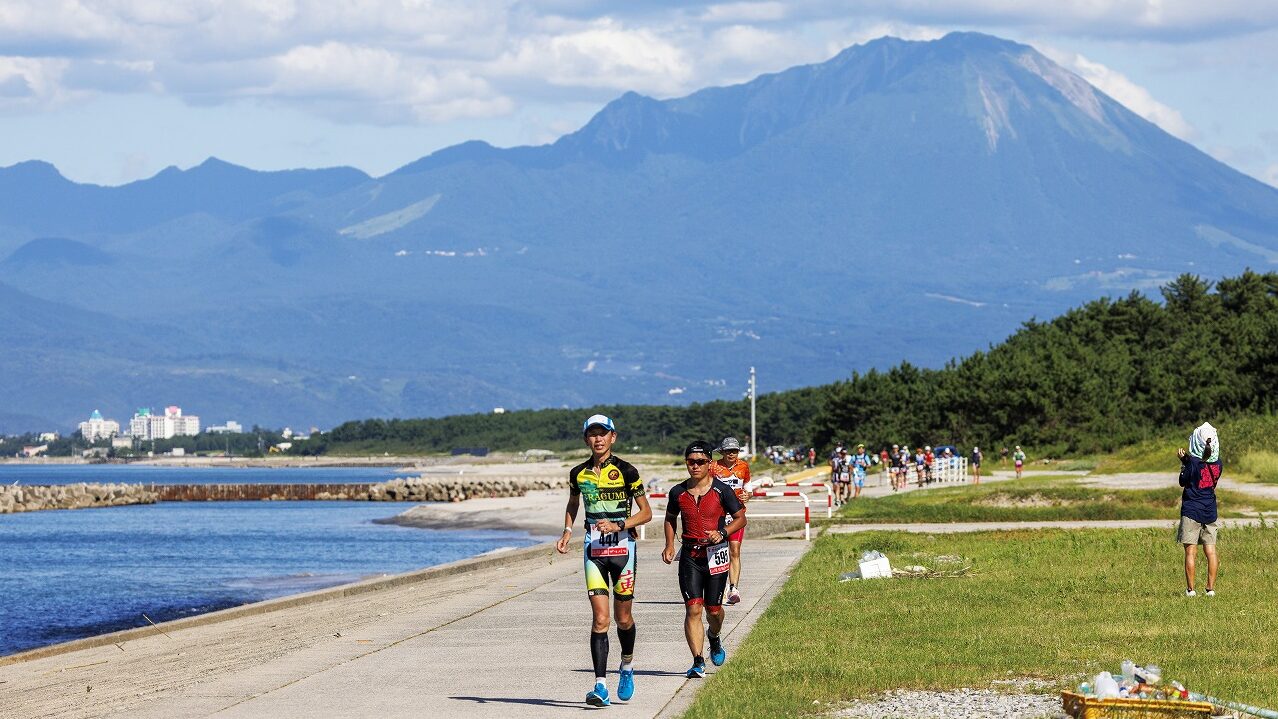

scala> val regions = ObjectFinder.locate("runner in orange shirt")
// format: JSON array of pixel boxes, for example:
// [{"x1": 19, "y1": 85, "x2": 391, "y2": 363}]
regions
[{"x1": 709, "y1": 437, "x2": 751, "y2": 605}]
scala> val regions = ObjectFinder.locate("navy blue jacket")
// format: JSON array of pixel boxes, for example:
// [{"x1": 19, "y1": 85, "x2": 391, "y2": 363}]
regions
[{"x1": 1179, "y1": 455, "x2": 1221, "y2": 525}]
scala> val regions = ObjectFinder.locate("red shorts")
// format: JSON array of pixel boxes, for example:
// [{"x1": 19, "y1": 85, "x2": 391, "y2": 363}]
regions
[{"x1": 729, "y1": 527, "x2": 745, "y2": 543}]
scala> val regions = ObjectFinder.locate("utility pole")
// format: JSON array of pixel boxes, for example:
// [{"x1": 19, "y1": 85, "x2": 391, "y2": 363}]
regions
[{"x1": 749, "y1": 366, "x2": 757, "y2": 458}]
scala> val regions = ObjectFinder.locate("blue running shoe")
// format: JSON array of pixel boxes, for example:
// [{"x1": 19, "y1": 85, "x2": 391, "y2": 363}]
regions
[
  {"x1": 586, "y1": 684, "x2": 610, "y2": 707},
  {"x1": 617, "y1": 667, "x2": 635, "y2": 701},
  {"x1": 709, "y1": 636, "x2": 727, "y2": 666},
  {"x1": 685, "y1": 661, "x2": 706, "y2": 679}
]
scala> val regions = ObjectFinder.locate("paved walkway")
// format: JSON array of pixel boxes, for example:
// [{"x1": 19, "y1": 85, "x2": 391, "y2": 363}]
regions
[
  {"x1": 0, "y1": 539, "x2": 809, "y2": 719},
  {"x1": 827, "y1": 518, "x2": 1266, "y2": 534}
]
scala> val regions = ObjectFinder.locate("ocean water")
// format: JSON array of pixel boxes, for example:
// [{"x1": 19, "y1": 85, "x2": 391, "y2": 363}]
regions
[
  {"x1": 0, "y1": 463, "x2": 405, "y2": 486},
  {"x1": 0, "y1": 498, "x2": 545, "y2": 656}
]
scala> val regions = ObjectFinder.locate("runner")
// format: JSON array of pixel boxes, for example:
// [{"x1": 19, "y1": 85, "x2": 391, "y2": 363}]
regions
[
  {"x1": 663, "y1": 440, "x2": 748, "y2": 679},
  {"x1": 709, "y1": 437, "x2": 752, "y2": 606},
  {"x1": 971, "y1": 445, "x2": 983, "y2": 485},
  {"x1": 834, "y1": 449, "x2": 851, "y2": 505},
  {"x1": 924, "y1": 446, "x2": 935, "y2": 485},
  {"x1": 1013, "y1": 445, "x2": 1026, "y2": 479},
  {"x1": 555, "y1": 414, "x2": 653, "y2": 708},
  {"x1": 889, "y1": 444, "x2": 902, "y2": 491},
  {"x1": 914, "y1": 446, "x2": 926, "y2": 487},
  {"x1": 850, "y1": 444, "x2": 871, "y2": 499}
]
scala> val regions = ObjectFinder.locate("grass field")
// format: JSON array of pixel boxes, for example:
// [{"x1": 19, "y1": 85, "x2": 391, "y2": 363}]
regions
[
  {"x1": 826, "y1": 477, "x2": 1278, "y2": 523},
  {"x1": 684, "y1": 527, "x2": 1278, "y2": 718}
]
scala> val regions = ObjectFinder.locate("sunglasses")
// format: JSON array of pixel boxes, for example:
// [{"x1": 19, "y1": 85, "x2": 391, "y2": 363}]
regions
[{"x1": 685, "y1": 458, "x2": 710, "y2": 466}]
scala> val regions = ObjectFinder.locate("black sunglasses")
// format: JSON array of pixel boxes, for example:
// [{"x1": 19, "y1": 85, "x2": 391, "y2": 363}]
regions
[{"x1": 685, "y1": 458, "x2": 710, "y2": 466}]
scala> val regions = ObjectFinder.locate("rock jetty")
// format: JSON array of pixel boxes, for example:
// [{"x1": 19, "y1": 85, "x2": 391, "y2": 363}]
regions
[
  {"x1": 0, "y1": 483, "x2": 158, "y2": 514},
  {"x1": 321, "y1": 476, "x2": 568, "y2": 503}
]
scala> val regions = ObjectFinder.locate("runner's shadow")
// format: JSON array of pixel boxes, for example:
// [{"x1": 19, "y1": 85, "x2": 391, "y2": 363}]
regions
[
  {"x1": 633, "y1": 599, "x2": 685, "y2": 605},
  {"x1": 570, "y1": 668, "x2": 686, "y2": 677},
  {"x1": 450, "y1": 696, "x2": 591, "y2": 710}
]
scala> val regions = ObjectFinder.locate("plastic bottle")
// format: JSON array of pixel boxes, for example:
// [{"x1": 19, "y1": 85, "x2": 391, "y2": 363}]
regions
[
  {"x1": 1077, "y1": 682, "x2": 1092, "y2": 696},
  {"x1": 1121, "y1": 660, "x2": 1137, "y2": 682},
  {"x1": 1171, "y1": 681, "x2": 1188, "y2": 700},
  {"x1": 1095, "y1": 671, "x2": 1120, "y2": 700},
  {"x1": 1119, "y1": 686, "x2": 1130, "y2": 698},
  {"x1": 1140, "y1": 664, "x2": 1163, "y2": 684}
]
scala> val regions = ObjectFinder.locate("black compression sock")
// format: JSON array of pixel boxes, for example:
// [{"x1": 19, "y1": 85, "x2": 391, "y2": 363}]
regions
[
  {"x1": 591, "y1": 631, "x2": 609, "y2": 679},
  {"x1": 617, "y1": 623, "x2": 636, "y2": 657}
]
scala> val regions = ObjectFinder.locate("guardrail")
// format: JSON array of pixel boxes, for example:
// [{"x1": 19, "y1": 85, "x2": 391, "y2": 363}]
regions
[{"x1": 640, "y1": 489, "x2": 814, "y2": 541}]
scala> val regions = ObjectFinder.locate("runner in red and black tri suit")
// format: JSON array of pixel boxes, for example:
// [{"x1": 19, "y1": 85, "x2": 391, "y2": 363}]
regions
[{"x1": 663, "y1": 440, "x2": 747, "y2": 679}]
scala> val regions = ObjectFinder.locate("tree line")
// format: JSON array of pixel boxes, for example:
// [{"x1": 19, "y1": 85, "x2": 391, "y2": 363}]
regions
[{"x1": 297, "y1": 271, "x2": 1278, "y2": 457}]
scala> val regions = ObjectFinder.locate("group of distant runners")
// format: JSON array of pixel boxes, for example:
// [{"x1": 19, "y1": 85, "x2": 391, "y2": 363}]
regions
[
  {"x1": 828, "y1": 442, "x2": 1030, "y2": 494},
  {"x1": 555, "y1": 414, "x2": 753, "y2": 708}
]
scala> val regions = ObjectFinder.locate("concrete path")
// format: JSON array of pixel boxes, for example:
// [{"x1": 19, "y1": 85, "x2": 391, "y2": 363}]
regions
[
  {"x1": 0, "y1": 539, "x2": 809, "y2": 719},
  {"x1": 1080, "y1": 472, "x2": 1278, "y2": 501},
  {"x1": 827, "y1": 518, "x2": 1267, "y2": 534}
]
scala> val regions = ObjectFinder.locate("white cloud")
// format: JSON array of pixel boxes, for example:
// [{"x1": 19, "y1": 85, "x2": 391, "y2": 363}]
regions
[
  {"x1": 1042, "y1": 47, "x2": 1195, "y2": 139},
  {"x1": 490, "y1": 19, "x2": 694, "y2": 96},
  {"x1": 0, "y1": 56, "x2": 76, "y2": 109},
  {"x1": 700, "y1": 2, "x2": 788, "y2": 23}
]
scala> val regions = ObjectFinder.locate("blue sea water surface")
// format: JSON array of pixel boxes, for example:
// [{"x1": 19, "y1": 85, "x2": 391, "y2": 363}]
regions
[
  {"x1": 0, "y1": 498, "x2": 544, "y2": 656},
  {"x1": 0, "y1": 463, "x2": 404, "y2": 486}
]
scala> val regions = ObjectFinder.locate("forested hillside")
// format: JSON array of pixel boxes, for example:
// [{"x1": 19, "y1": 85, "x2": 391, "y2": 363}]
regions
[{"x1": 298, "y1": 272, "x2": 1278, "y2": 456}]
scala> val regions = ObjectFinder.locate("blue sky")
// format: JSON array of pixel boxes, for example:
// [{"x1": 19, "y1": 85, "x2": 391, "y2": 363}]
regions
[{"x1": 1, "y1": 1, "x2": 1275, "y2": 187}]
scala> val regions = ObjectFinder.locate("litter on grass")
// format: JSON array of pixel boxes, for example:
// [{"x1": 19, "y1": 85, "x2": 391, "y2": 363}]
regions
[{"x1": 841, "y1": 551, "x2": 974, "y2": 581}]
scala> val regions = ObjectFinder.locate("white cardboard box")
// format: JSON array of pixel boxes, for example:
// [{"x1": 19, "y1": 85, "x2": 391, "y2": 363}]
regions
[{"x1": 858, "y1": 556, "x2": 892, "y2": 579}]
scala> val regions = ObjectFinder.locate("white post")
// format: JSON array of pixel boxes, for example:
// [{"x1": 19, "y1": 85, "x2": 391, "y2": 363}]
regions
[{"x1": 749, "y1": 366, "x2": 757, "y2": 458}]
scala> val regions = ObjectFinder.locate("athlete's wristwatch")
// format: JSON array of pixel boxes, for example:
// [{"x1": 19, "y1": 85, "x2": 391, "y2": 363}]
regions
[{"x1": 562, "y1": 527, "x2": 572, "y2": 535}]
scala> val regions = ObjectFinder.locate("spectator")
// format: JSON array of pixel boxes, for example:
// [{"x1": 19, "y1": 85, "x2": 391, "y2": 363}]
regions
[
  {"x1": 1177, "y1": 423, "x2": 1222, "y2": 597},
  {"x1": 1013, "y1": 446, "x2": 1026, "y2": 479},
  {"x1": 970, "y1": 446, "x2": 983, "y2": 485}
]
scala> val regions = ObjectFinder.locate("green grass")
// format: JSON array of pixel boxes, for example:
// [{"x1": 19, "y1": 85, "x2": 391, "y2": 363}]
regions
[
  {"x1": 826, "y1": 477, "x2": 1278, "y2": 522},
  {"x1": 684, "y1": 526, "x2": 1278, "y2": 718},
  {"x1": 1235, "y1": 450, "x2": 1278, "y2": 485},
  {"x1": 1093, "y1": 414, "x2": 1278, "y2": 474}
]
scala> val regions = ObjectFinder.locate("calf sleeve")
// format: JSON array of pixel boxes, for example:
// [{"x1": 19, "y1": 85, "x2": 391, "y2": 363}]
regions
[
  {"x1": 617, "y1": 623, "x2": 636, "y2": 657},
  {"x1": 590, "y1": 631, "x2": 609, "y2": 679}
]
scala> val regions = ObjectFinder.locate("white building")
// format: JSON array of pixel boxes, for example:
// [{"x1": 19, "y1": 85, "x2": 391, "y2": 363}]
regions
[
  {"x1": 78, "y1": 410, "x2": 121, "y2": 442},
  {"x1": 207, "y1": 421, "x2": 243, "y2": 434},
  {"x1": 129, "y1": 406, "x2": 200, "y2": 440}
]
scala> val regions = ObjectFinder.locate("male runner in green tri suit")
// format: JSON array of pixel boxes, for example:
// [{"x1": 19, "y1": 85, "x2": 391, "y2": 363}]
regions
[{"x1": 556, "y1": 414, "x2": 653, "y2": 707}]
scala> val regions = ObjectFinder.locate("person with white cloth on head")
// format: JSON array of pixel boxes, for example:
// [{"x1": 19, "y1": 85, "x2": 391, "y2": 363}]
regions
[{"x1": 1176, "y1": 422, "x2": 1222, "y2": 597}]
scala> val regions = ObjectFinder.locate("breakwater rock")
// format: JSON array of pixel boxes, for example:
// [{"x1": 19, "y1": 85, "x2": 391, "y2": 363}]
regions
[
  {"x1": 334, "y1": 476, "x2": 568, "y2": 503},
  {"x1": 0, "y1": 483, "x2": 158, "y2": 513}
]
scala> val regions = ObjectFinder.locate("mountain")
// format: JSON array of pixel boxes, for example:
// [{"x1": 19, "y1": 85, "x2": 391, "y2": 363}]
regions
[{"x1": 1, "y1": 31, "x2": 1276, "y2": 432}]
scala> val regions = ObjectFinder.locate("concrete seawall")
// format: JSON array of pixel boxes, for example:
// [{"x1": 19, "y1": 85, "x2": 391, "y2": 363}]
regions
[
  {"x1": 2, "y1": 476, "x2": 569, "y2": 512},
  {"x1": 0, "y1": 483, "x2": 158, "y2": 514}
]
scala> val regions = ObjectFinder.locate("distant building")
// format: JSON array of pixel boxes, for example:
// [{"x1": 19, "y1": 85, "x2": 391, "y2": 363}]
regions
[
  {"x1": 78, "y1": 410, "x2": 121, "y2": 442},
  {"x1": 281, "y1": 427, "x2": 294, "y2": 439},
  {"x1": 207, "y1": 421, "x2": 243, "y2": 434},
  {"x1": 38, "y1": 432, "x2": 59, "y2": 443},
  {"x1": 129, "y1": 406, "x2": 200, "y2": 440},
  {"x1": 111, "y1": 436, "x2": 133, "y2": 449},
  {"x1": 21, "y1": 445, "x2": 48, "y2": 457},
  {"x1": 493, "y1": 407, "x2": 506, "y2": 414}
]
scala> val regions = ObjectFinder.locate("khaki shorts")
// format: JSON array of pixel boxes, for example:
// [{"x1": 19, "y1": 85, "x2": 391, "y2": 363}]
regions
[{"x1": 1177, "y1": 516, "x2": 1219, "y2": 545}]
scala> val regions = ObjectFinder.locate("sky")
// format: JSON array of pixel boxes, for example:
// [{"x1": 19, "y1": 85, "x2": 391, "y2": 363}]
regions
[{"x1": 0, "y1": 1, "x2": 1275, "y2": 188}]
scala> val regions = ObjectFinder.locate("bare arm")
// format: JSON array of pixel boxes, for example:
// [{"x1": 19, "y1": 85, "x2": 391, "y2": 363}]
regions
[
  {"x1": 662, "y1": 508, "x2": 678, "y2": 564},
  {"x1": 555, "y1": 493, "x2": 580, "y2": 554}
]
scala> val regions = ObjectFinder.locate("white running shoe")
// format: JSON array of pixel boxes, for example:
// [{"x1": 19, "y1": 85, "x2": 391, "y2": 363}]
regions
[
  {"x1": 1185, "y1": 589, "x2": 1196, "y2": 597},
  {"x1": 1205, "y1": 589, "x2": 1215, "y2": 597}
]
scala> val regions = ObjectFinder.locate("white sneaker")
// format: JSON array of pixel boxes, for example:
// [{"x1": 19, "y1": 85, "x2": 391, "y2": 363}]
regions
[
  {"x1": 1205, "y1": 589, "x2": 1215, "y2": 597},
  {"x1": 1185, "y1": 589, "x2": 1196, "y2": 597}
]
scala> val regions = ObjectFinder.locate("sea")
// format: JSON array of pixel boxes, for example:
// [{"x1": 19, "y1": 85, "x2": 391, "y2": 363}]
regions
[{"x1": 0, "y1": 465, "x2": 547, "y2": 656}]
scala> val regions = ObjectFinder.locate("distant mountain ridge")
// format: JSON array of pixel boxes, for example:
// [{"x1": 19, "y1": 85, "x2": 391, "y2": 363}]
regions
[{"x1": 1, "y1": 32, "x2": 1276, "y2": 432}]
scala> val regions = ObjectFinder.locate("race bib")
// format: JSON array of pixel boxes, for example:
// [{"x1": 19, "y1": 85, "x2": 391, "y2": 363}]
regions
[
  {"x1": 707, "y1": 541, "x2": 730, "y2": 576},
  {"x1": 588, "y1": 524, "x2": 629, "y2": 558}
]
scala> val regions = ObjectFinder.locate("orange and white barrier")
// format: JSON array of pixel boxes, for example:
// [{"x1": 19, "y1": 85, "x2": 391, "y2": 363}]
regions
[{"x1": 637, "y1": 489, "x2": 818, "y2": 541}]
